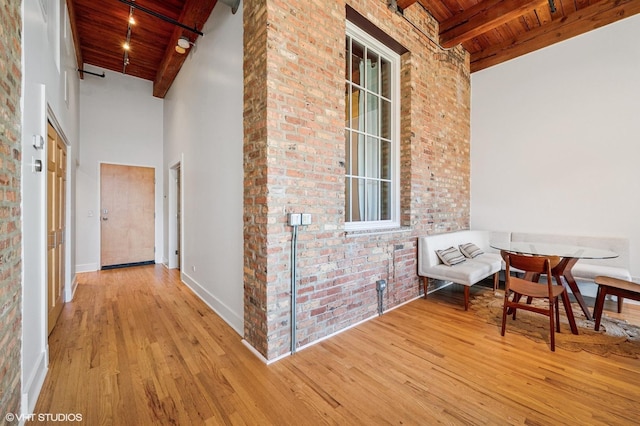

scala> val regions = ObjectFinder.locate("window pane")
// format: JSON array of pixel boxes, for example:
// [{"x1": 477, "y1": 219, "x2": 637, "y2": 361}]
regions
[
  {"x1": 381, "y1": 99, "x2": 391, "y2": 139},
  {"x1": 345, "y1": 131, "x2": 351, "y2": 174},
  {"x1": 351, "y1": 88, "x2": 365, "y2": 132},
  {"x1": 380, "y1": 58, "x2": 390, "y2": 99},
  {"x1": 380, "y1": 181, "x2": 391, "y2": 220},
  {"x1": 345, "y1": 177, "x2": 351, "y2": 222},
  {"x1": 366, "y1": 180, "x2": 379, "y2": 221},
  {"x1": 352, "y1": 178, "x2": 365, "y2": 222},
  {"x1": 345, "y1": 37, "x2": 350, "y2": 80},
  {"x1": 351, "y1": 132, "x2": 364, "y2": 177},
  {"x1": 344, "y1": 83, "x2": 351, "y2": 128},
  {"x1": 351, "y1": 41, "x2": 364, "y2": 87},
  {"x1": 366, "y1": 50, "x2": 379, "y2": 94},
  {"x1": 366, "y1": 136, "x2": 379, "y2": 178},
  {"x1": 365, "y1": 93, "x2": 379, "y2": 136},
  {"x1": 381, "y1": 140, "x2": 391, "y2": 180}
]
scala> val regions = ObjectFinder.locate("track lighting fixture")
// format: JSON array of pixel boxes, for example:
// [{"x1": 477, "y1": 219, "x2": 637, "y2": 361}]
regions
[
  {"x1": 177, "y1": 36, "x2": 190, "y2": 49},
  {"x1": 218, "y1": 0, "x2": 240, "y2": 14},
  {"x1": 175, "y1": 36, "x2": 193, "y2": 55}
]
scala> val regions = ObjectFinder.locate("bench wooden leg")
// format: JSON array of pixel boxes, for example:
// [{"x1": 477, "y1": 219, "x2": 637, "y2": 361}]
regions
[
  {"x1": 493, "y1": 272, "x2": 499, "y2": 291},
  {"x1": 464, "y1": 285, "x2": 470, "y2": 311},
  {"x1": 422, "y1": 276, "x2": 428, "y2": 299},
  {"x1": 618, "y1": 296, "x2": 624, "y2": 313}
]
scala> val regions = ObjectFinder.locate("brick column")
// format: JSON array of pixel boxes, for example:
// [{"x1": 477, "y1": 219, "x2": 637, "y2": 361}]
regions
[
  {"x1": 0, "y1": 0, "x2": 23, "y2": 419},
  {"x1": 243, "y1": 0, "x2": 470, "y2": 361}
]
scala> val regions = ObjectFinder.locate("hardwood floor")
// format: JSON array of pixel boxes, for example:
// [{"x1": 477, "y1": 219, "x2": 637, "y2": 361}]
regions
[{"x1": 36, "y1": 265, "x2": 640, "y2": 425}]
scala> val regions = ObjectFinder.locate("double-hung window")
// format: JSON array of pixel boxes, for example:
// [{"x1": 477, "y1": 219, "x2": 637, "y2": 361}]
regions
[{"x1": 345, "y1": 22, "x2": 400, "y2": 230}]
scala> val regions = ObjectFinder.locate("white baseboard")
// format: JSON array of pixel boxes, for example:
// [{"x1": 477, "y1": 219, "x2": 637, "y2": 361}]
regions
[
  {"x1": 21, "y1": 349, "x2": 48, "y2": 418},
  {"x1": 75, "y1": 263, "x2": 98, "y2": 273},
  {"x1": 65, "y1": 274, "x2": 78, "y2": 302},
  {"x1": 180, "y1": 272, "x2": 243, "y2": 336}
]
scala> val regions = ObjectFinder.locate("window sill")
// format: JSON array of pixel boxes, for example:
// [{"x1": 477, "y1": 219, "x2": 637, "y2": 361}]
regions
[{"x1": 345, "y1": 226, "x2": 412, "y2": 238}]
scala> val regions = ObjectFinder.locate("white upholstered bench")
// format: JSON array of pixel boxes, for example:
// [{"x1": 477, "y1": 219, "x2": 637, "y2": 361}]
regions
[{"x1": 417, "y1": 230, "x2": 504, "y2": 310}]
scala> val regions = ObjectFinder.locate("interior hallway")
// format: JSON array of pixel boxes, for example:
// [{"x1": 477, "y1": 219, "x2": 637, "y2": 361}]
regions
[{"x1": 35, "y1": 265, "x2": 640, "y2": 425}]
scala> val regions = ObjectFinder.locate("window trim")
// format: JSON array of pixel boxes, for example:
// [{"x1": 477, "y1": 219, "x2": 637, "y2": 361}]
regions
[{"x1": 345, "y1": 22, "x2": 401, "y2": 232}]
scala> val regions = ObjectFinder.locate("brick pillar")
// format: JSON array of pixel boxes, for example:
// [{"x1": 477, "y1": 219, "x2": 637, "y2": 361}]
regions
[
  {"x1": 243, "y1": 0, "x2": 270, "y2": 356},
  {"x1": 243, "y1": 0, "x2": 470, "y2": 361},
  {"x1": 0, "y1": 0, "x2": 23, "y2": 420}
]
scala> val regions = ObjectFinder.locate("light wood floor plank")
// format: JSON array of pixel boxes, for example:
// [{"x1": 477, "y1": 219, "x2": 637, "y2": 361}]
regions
[{"x1": 35, "y1": 266, "x2": 640, "y2": 425}]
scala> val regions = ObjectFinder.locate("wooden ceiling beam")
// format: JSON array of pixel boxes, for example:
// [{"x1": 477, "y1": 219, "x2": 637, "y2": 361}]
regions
[
  {"x1": 153, "y1": 0, "x2": 217, "y2": 98},
  {"x1": 440, "y1": 0, "x2": 547, "y2": 48},
  {"x1": 470, "y1": 0, "x2": 640, "y2": 72},
  {"x1": 66, "y1": 0, "x2": 84, "y2": 79},
  {"x1": 396, "y1": 0, "x2": 420, "y2": 10}
]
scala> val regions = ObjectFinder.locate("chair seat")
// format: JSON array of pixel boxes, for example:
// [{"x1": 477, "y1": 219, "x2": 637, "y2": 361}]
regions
[{"x1": 510, "y1": 277, "x2": 564, "y2": 299}]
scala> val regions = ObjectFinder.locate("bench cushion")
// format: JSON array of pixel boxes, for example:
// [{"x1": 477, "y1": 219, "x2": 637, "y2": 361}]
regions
[{"x1": 573, "y1": 263, "x2": 632, "y2": 281}]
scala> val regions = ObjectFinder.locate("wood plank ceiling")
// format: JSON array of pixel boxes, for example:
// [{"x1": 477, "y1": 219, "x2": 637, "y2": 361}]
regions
[
  {"x1": 67, "y1": 0, "x2": 640, "y2": 98},
  {"x1": 68, "y1": 0, "x2": 218, "y2": 98},
  {"x1": 399, "y1": 0, "x2": 640, "y2": 72}
]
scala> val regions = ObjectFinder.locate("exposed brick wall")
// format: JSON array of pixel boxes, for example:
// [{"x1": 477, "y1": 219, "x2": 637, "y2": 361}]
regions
[
  {"x1": 0, "y1": 0, "x2": 23, "y2": 419},
  {"x1": 243, "y1": 0, "x2": 470, "y2": 359},
  {"x1": 243, "y1": 0, "x2": 270, "y2": 355}
]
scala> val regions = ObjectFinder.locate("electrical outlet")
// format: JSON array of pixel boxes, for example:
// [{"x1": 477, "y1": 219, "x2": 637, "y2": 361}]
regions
[
  {"x1": 288, "y1": 213, "x2": 302, "y2": 226},
  {"x1": 301, "y1": 213, "x2": 312, "y2": 225},
  {"x1": 376, "y1": 279, "x2": 387, "y2": 291}
]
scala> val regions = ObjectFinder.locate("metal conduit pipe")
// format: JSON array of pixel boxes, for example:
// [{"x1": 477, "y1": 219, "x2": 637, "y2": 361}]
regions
[{"x1": 290, "y1": 224, "x2": 299, "y2": 354}]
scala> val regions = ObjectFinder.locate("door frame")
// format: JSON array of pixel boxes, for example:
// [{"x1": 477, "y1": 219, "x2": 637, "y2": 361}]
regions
[
  {"x1": 45, "y1": 109, "x2": 72, "y2": 320},
  {"x1": 168, "y1": 157, "x2": 183, "y2": 269}
]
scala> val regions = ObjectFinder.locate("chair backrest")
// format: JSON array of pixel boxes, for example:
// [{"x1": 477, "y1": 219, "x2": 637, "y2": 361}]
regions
[
  {"x1": 503, "y1": 251, "x2": 560, "y2": 275},
  {"x1": 502, "y1": 251, "x2": 561, "y2": 299}
]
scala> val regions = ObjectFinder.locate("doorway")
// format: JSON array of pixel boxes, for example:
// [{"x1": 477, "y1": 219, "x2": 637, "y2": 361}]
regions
[
  {"x1": 168, "y1": 162, "x2": 181, "y2": 270},
  {"x1": 47, "y1": 122, "x2": 67, "y2": 335},
  {"x1": 100, "y1": 163, "x2": 155, "y2": 269}
]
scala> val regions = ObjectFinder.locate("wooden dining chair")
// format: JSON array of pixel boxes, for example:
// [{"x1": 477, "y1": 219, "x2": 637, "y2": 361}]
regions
[{"x1": 501, "y1": 251, "x2": 566, "y2": 351}]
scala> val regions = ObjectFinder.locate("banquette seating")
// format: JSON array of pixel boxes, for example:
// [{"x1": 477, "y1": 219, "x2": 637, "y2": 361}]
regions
[
  {"x1": 417, "y1": 230, "x2": 506, "y2": 310},
  {"x1": 418, "y1": 230, "x2": 632, "y2": 311}
]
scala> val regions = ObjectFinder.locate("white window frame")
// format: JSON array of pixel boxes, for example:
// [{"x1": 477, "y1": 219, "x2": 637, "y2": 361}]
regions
[{"x1": 345, "y1": 22, "x2": 401, "y2": 231}]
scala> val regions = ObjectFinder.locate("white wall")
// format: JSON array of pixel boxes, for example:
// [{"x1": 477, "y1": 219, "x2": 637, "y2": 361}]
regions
[
  {"x1": 22, "y1": 0, "x2": 80, "y2": 415},
  {"x1": 163, "y1": 2, "x2": 244, "y2": 334},
  {"x1": 76, "y1": 70, "x2": 164, "y2": 272},
  {"x1": 471, "y1": 14, "x2": 640, "y2": 281}
]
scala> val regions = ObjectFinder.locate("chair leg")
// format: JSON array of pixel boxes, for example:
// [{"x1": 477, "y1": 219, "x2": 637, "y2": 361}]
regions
[
  {"x1": 501, "y1": 296, "x2": 509, "y2": 337},
  {"x1": 512, "y1": 293, "x2": 522, "y2": 320},
  {"x1": 555, "y1": 298, "x2": 561, "y2": 332},
  {"x1": 549, "y1": 303, "x2": 556, "y2": 352},
  {"x1": 594, "y1": 286, "x2": 607, "y2": 332},
  {"x1": 618, "y1": 296, "x2": 624, "y2": 313},
  {"x1": 493, "y1": 272, "x2": 499, "y2": 291}
]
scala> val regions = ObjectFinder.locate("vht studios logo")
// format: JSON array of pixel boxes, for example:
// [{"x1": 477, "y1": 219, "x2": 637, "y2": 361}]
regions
[{"x1": 5, "y1": 412, "x2": 83, "y2": 422}]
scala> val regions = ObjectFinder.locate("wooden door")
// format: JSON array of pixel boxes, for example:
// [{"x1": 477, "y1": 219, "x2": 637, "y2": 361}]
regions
[
  {"x1": 100, "y1": 164, "x2": 155, "y2": 268},
  {"x1": 47, "y1": 122, "x2": 66, "y2": 335},
  {"x1": 176, "y1": 164, "x2": 181, "y2": 270}
]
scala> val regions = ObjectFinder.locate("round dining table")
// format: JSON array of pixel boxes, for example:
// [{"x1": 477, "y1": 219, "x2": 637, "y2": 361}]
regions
[{"x1": 490, "y1": 241, "x2": 618, "y2": 333}]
